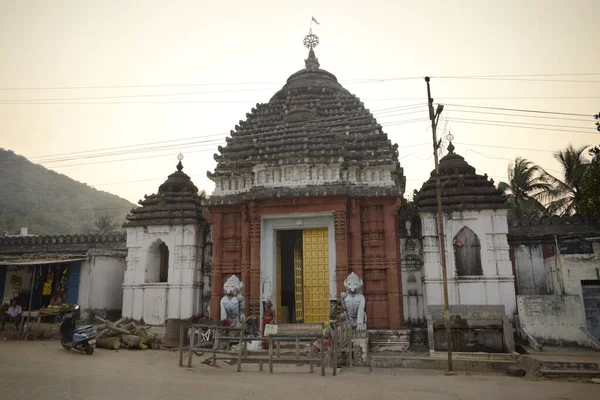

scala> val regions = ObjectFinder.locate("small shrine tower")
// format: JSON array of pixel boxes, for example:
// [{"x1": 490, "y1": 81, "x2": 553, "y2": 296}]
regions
[
  {"x1": 415, "y1": 138, "x2": 516, "y2": 317},
  {"x1": 122, "y1": 154, "x2": 209, "y2": 326}
]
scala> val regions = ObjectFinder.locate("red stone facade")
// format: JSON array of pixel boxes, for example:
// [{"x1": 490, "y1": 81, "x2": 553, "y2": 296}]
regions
[{"x1": 207, "y1": 196, "x2": 404, "y2": 329}]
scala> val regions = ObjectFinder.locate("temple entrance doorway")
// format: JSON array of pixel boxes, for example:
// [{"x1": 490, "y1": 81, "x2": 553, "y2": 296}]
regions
[{"x1": 276, "y1": 228, "x2": 329, "y2": 324}]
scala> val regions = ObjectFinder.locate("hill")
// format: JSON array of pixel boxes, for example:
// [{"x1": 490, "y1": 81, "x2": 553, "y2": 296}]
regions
[{"x1": 0, "y1": 148, "x2": 136, "y2": 235}]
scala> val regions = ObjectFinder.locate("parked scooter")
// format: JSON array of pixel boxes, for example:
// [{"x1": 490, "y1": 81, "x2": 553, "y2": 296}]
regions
[{"x1": 59, "y1": 305, "x2": 97, "y2": 355}]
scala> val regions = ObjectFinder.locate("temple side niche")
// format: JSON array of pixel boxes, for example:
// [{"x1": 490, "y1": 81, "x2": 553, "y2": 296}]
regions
[
  {"x1": 415, "y1": 141, "x2": 516, "y2": 319},
  {"x1": 204, "y1": 33, "x2": 405, "y2": 330},
  {"x1": 122, "y1": 156, "x2": 208, "y2": 325}
]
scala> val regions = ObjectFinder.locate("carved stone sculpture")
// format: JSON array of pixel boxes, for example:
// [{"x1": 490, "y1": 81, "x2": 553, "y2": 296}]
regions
[
  {"x1": 340, "y1": 272, "x2": 367, "y2": 331},
  {"x1": 220, "y1": 275, "x2": 246, "y2": 326}
]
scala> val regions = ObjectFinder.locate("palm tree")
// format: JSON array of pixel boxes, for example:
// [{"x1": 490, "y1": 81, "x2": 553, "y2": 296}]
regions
[
  {"x1": 92, "y1": 215, "x2": 121, "y2": 234},
  {"x1": 540, "y1": 145, "x2": 590, "y2": 216},
  {"x1": 498, "y1": 157, "x2": 550, "y2": 220}
]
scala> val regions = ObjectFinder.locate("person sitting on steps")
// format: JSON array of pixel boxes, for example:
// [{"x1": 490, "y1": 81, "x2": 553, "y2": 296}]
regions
[
  {"x1": 299, "y1": 320, "x2": 334, "y2": 364},
  {"x1": 311, "y1": 320, "x2": 334, "y2": 354}
]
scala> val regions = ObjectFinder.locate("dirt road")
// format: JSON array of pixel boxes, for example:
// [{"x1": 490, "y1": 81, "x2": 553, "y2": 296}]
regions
[{"x1": 0, "y1": 341, "x2": 598, "y2": 400}]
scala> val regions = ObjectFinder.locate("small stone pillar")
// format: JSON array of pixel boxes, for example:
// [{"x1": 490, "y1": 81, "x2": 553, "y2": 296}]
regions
[{"x1": 161, "y1": 318, "x2": 191, "y2": 348}]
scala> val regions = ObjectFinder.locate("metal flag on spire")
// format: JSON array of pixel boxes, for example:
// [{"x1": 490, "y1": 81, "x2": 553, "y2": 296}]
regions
[{"x1": 312, "y1": 17, "x2": 320, "y2": 25}]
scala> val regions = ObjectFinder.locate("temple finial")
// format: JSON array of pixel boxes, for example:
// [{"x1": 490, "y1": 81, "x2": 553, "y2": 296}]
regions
[
  {"x1": 177, "y1": 152, "x2": 184, "y2": 171},
  {"x1": 303, "y1": 25, "x2": 320, "y2": 70},
  {"x1": 446, "y1": 132, "x2": 455, "y2": 153}
]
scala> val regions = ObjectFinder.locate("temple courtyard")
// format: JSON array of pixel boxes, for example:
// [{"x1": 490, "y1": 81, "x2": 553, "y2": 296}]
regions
[{"x1": 1, "y1": 342, "x2": 598, "y2": 399}]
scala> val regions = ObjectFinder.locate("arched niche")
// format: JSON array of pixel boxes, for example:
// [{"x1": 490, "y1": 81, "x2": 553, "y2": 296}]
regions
[
  {"x1": 453, "y1": 226, "x2": 483, "y2": 276},
  {"x1": 146, "y1": 239, "x2": 169, "y2": 283}
]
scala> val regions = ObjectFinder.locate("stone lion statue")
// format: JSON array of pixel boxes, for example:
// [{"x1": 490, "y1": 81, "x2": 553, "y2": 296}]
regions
[
  {"x1": 340, "y1": 272, "x2": 367, "y2": 331},
  {"x1": 220, "y1": 275, "x2": 246, "y2": 326}
]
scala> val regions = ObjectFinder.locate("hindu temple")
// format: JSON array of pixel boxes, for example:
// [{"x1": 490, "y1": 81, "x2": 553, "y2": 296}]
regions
[{"x1": 204, "y1": 31, "x2": 406, "y2": 329}]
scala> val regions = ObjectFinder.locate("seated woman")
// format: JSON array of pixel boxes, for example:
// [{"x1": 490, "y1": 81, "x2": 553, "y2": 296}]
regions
[{"x1": 311, "y1": 320, "x2": 334, "y2": 354}]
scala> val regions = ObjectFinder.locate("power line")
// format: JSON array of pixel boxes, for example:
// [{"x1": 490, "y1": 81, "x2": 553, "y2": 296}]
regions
[
  {"x1": 462, "y1": 148, "x2": 563, "y2": 175},
  {"x1": 446, "y1": 117, "x2": 592, "y2": 131},
  {"x1": 446, "y1": 118, "x2": 596, "y2": 135},
  {"x1": 1, "y1": 72, "x2": 598, "y2": 91},
  {"x1": 0, "y1": 87, "x2": 282, "y2": 103},
  {"x1": 377, "y1": 109, "x2": 428, "y2": 119},
  {"x1": 1, "y1": 102, "x2": 593, "y2": 168},
  {"x1": 1, "y1": 138, "x2": 582, "y2": 196},
  {"x1": 27, "y1": 133, "x2": 229, "y2": 161},
  {"x1": 2, "y1": 96, "x2": 600, "y2": 105},
  {"x1": 443, "y1": 108, "x2": 591, "y2": 122},
  {"x1": 6, "y1": 105, "x2": 427, "y2": 165},
  {"x1": 439, "y1": 77, "x2": 600, "y2": 83},
  {"x1": 385, "y1": 118, "x2": 430, "y2": 127},
  {"x1": 442, "y1": 103, "x2": 593, "y2": 118},
  {"x1": 453, "y1": 142, "x2": 556, "y2": 153},
  {"x1": 0, "y1": 78, "x2": 405, "y2": 92},
  {"x1": 2, "y1": 143, "x2": 436, "y2": 195}
]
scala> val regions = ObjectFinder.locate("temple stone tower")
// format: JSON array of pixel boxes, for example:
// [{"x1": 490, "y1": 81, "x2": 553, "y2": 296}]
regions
[
  {"x1": 122, "y1": 155, "x2": 208, "y2": 326},
  {"x1": 204, "y1": 31, "x2": 406, "y2": 331}
]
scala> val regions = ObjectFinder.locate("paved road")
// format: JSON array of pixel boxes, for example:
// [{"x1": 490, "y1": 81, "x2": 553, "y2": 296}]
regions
[{"x1": 0, "y1": 341, "x2": 598, "y2": 400}]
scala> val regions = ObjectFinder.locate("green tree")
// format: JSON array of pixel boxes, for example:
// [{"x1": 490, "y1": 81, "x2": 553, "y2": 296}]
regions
[
  {"x1": 579, "y1": 145, "x2": 600, "y2": 215},
  {"x1": 540, "y1": 145, "x2": 590, "y2": 215},
  {"x1": 498, "y1": 157, "x2": 550, "y2": 220},
  {"x1": 91, "y1": 215, "x2": 121, "y2": 235}
]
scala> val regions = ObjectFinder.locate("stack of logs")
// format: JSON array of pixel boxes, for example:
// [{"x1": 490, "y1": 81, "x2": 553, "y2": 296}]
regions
[{"x1": 94, "y1": 316, "x2": 160, "y2": 350}]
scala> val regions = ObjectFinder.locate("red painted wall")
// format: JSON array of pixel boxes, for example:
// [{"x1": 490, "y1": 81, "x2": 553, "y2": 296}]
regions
[{"x1": 207, "y1": 196, "x2": 403, "y2": 329}]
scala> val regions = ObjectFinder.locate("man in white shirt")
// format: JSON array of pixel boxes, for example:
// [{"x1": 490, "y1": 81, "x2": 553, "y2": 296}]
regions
[{"x1": 1, "y1": 299, "x2": 23, "y2": 331}]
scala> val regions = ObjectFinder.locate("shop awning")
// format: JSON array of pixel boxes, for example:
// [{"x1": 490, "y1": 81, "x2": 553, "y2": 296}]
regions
[{"x1": 0, "y1": 257, "x2": 86, "y2": 266}]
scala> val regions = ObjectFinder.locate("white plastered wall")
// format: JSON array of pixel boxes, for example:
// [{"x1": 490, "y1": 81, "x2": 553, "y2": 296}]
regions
[
  {"x1": 78, "y1": 254, "x2": 126, "y2": 320},
  {"x1": 122, "y1": 224, "x2": 204, "y2": 325},
  {"x1": 420, "y1": 209, "x2": 517, "y2": 318}
]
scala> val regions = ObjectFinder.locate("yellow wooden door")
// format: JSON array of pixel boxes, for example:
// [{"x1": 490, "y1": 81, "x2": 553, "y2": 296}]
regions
[
  {"x1": 293, "y1": 237, "x2": 304, "y2": 322},
  {"x1": 302, "y1": 229, "x2": 330, "y2": 323},
  {"x1": 276, "y1": 231, "x2": 281, "y2": 322}
]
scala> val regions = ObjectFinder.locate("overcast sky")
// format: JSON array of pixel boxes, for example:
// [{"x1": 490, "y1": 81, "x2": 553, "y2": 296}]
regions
[{"x1": 1, "y1": 0, "x2": 598, "y2": 205}]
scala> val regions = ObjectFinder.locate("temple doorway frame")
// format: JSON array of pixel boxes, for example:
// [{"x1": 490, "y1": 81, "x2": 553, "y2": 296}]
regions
[{"x1": 259, "y1": 213, "x2": 336, "y2": 325}]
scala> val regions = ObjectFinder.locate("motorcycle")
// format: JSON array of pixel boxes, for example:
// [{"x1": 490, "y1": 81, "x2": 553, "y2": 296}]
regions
[{"x1": 59, "y1": 305, "x2": 97, "y2": 355}]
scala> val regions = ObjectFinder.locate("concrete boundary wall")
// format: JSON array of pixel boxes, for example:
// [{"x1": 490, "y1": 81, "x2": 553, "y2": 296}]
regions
[{"x1": 517, "y1": 295, "x2": 599, "y2": 348}]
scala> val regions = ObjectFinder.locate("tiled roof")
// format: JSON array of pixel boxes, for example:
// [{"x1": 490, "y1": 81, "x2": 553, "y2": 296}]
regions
[
  {"x1": 125, "y1": 161, "x2": 205, "y2": 227},
  {"x1": 205, "y1": 48, "x2": 405, "y2": 204},
  {"x1": 415, "y1": 142, "x2": 507, "y2": 212}
]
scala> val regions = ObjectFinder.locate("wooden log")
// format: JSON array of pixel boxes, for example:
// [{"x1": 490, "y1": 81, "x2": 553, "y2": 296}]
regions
[
  {"x1": 120, "y1": 322, "x2": 136, "y2": 332},
  {"x1": 122, "y1": 334, "x2": 148, "y2": 350},
  {"x1": 96, "y1": 328, "x2": 111, "y2": 339},
  {"x1": 94, "y1": 316, "x2": 110, "y2": 324},
  {"x1": 145, "y1": 333, "x2": 161, "y2": 349},
  {"x1": 104, "y1": 324, "x2": 133, "y2": 335},
  {"x1": 132, "y1": 327, "x2": 148, "y2": 338},
  {"x1": 97, "y1": 337, "x2": 121, "y2": 350}
]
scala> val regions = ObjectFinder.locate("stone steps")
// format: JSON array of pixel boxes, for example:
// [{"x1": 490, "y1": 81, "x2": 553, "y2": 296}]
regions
[
  {"x1": 536, "y1": 360, "x2": 600, "y2": 371},
  {"x1": 370, "y1": 352, "x2": 518, "y2": 373},
  {"x1": 276, "y1": 324, "x2": 322, "y2": 335},
  {"x1": 539, "y1": 369, "x2": 600, "y2": 379},
  {"x1": 368, "y1": 329, "x2": 410, "y2": 352}
]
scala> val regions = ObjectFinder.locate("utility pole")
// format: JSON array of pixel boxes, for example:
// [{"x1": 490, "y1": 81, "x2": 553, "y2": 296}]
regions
[{"x1": 425, "y1": 76, "x2": 455, "y2": 374}]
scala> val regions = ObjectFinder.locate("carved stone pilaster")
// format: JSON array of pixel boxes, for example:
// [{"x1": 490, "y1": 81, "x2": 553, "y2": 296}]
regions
[
  {"x1": 249, "y1": 201, "x2": 261, "y2": 316},
  {"x1": 334, "y1": 211, "x2": 349, "y2": 297}
]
